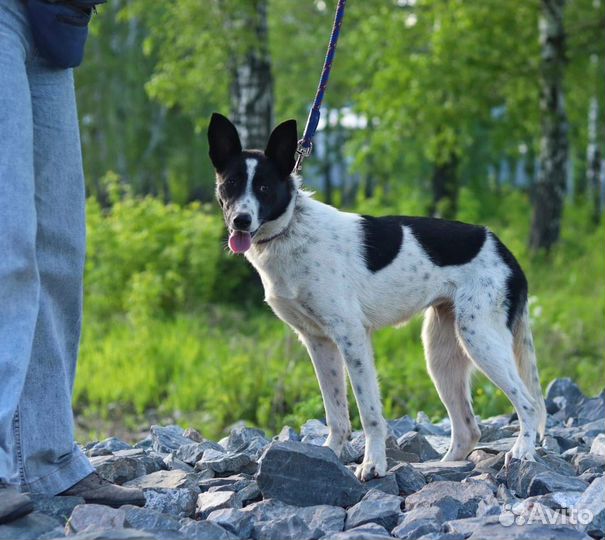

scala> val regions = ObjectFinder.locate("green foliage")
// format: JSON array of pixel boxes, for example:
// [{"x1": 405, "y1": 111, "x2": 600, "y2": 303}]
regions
[{"x1": 85, "y1": 173, "x2": 224, "y2": 322}]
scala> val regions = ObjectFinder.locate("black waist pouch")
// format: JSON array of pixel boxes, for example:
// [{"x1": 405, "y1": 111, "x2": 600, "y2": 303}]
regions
[{"x1": 25, "y1": 0, "x2": 106, "y2": 68}]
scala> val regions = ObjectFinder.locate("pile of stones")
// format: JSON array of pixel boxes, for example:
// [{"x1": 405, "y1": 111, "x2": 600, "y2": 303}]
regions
[{"x1": 1, "y1": 377, "x2": 603, "y2": 540}]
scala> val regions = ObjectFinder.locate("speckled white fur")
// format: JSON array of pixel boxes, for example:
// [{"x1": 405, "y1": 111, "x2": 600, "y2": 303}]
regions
[{"x1": 241, "y1": 182, "x2": 545, "y2": 480}]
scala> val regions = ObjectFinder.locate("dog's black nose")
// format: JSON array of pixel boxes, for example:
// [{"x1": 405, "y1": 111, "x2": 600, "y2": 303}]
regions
[{"x1": 232, "y1": 213, "x2": 252, "y2": 231}]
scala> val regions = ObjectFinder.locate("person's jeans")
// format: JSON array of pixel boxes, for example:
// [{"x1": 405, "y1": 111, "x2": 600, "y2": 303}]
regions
[{"x1": 0, "y1": 0, "x2": 93, "y2": 494}]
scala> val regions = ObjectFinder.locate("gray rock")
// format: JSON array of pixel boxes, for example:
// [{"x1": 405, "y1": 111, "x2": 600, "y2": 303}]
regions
[
  {"x1": 198, "y1": 448, "x2": 254, "y2": 475},
  {"x1": 364, "y1": 474, "x2": 399, "y2": 495},
  {"x1": 87, "y1": 437, "x2": 131, "y2": 457},
  {"x1": 196, "y1": 491, "x2": 241, "y2": 519},
  {"x1": 274, "y1": 425, "x2": 299, "y2": 442},
  {"x1": 391, "y1": 507, "x2": 444, "y2": 539},
  {"x1": 591, "y1": 433, "x2": 605, "y2": 457},
  {"x1": 505, "y1": 459, "x2": 588, "y2": 498},
  {"x1": 252, "y1": 515, "x2": 322, "y2": 540},
  {"x1": 235, "y1": 481, "x2": 261, "y2": 506},
  {"x1": 122, "y1": 506, "x2": 181, "y2": 531},
  {"x1": 475, "y1": 437, "x2": 518, "y2": 453},
  {"x1": 163, "y1": 453, "x2": 194, "y2": 473},
  {"x1": 179, "y1": 520, "x2": 237, "y2": 540},
  {"x1": 576, "y1": 392, "x2": 605, "y2": 425},
  {"x1": 397, "y1": 433, "x2": 440, "y2": 461},
  {"x1": 541, "y1": 435, "x2": 562, "y2": 454},
  {"x1": 31, "y1": 496, "x2": 85, "y2": 525},
  {"x1": 225, "y1": 427, "x2": 269, "y2": 453},
  {"x1": 150, "y1": 425, "x2": 192, "y2": 454},
  {"x1": 323, "y1": 523, "x2": 391, "y2": 540},
  {"x1": 66, "y1": 505, "x2": 127, "y2": 535},
  {"x1": 444, "y1": 514, "x2": 591, "y2": 540},
  {"x1": 405, "y1": 480, "x2": 497, "y2": 520},
  {"x1": 573, "y1": 475, "x2": 605, "y2": 538},
  {"x1": 90, "y1": 455, "x2": 146, "y2": 485},
  {"x1": 390, "y1": 462, "x2": 427, "y2": 496},
  {"x1": 345, "y1": 489, "x2": 403, "y2": 531},
  {"x1": 56, "y1": 529, "x2": 156, "y2": 540},
  {"x1": 123, "y1": 470, "x2": 200, "y2": 491},
  {"x1": 410, "y1": 461, "x2": 474, "y2": 482},
  {"x1": 183, "y1": 427, "x2": 203, "y2": 442},
  {"x1": 388, "y1": 416, "x2": 417, "y2": 438},
  {"x1": 571, "y1": 452, "x2": 605, "y2": 474},
  {"x1": 175, "y1": 441, "x2": 223, "y2": 465},
  {"x1": 134, "y1": 436, "x2": 152, "y2": 450},
  {"x1": 207, "y1": 509, "x2": 254, "y2": 539},
  {"x1": 536, "y1": 450, "x2": 577, "y2": 476},
  {"x1": 256, "y1": 441, "x2": 366, "y2": 507},
  {"x1": 0, "y1": 512, "x2": 62, "y2": 540},
  {"x1": 462, "y1": 472, "x2": 499, "y2": 494},
  {"x1": 242, "y1": 500, "x2": 345, "y2": 536},
  {"x1": 300, "y1": 419, "x2": 329, "y2": 439},
  {"x1": 546, "y1": 378, "x2": 585, "y2": 418},
  {"x1": 143, "y1": 488, "x2": 197, "y2": 518}
]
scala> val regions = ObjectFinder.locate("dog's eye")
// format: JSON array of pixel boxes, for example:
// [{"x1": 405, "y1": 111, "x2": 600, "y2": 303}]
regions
[{"x1": 259, "y1": 185, "x2": 269, "y2": 193}]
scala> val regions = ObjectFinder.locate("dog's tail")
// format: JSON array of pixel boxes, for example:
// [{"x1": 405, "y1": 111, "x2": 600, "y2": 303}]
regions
[{"x1": 513, "y1": 304, "x2": 546, "y2": 438}]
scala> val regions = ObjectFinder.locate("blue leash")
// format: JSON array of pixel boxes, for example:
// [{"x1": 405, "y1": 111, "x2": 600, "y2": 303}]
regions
[{"x1": 294, "y1": 0, "x2": 347, "y2": 174}]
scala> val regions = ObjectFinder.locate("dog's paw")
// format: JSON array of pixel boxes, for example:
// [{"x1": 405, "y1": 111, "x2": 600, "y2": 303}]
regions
[
  {"x1": 355, "y1": 457, "x2": 387, "y2": 481},
  {"x1": 504, "y1": 439, "x2": 536, "y2": 467}
]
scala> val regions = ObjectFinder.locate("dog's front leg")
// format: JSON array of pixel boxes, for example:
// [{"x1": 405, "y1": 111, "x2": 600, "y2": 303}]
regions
[
  {"x1": 333, "y1": 325, "x2": 388, "y2": 481},
  {"x1": 300, "y1": 334, "x2": 351, "y2": 457}
]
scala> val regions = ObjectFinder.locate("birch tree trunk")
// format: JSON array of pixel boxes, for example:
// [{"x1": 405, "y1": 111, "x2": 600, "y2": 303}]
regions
[
  {"x1": 529, "y1": 0, "x2": 569, "y2": 251},
  {"x1": 229, "y1": 0, "x2": 274, "y2": 149},
  {"x1": 430, "y1": 154, "x2": 459, "y2": 219}
]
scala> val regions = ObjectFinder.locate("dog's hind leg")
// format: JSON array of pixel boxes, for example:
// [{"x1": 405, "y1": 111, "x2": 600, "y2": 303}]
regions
[
  {"x1": 455, "y1": 297, "x2": 540, "y2": 466},
  {"x1": 299, "y1": 334, "x2": 351, "y2": 457},
  {"x1": 422, "y1": 304, "x2": 481, "y2": 461}
]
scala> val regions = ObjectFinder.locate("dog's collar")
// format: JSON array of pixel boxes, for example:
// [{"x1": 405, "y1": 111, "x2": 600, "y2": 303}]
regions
[{"x1": 255, "y1": 228, "x2": 289, "y2": 246}]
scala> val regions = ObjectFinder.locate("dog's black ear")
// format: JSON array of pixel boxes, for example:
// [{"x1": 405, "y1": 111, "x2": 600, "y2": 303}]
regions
[
  {"x1": 208, "y1": 113, "x2": 242, "y2": 173},
  {"x1": 265, "y1": 119, "x2": 298, "y2": 178}
]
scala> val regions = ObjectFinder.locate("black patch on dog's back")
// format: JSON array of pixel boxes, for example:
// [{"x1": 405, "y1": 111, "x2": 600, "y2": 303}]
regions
[
  {"x1": 400, "y1": 217, "x2": 487, "y2": 266},
  {"x1": 360, "y1": 216, "x2": 404, "y2": 272},
  {"x1": 490, "y1": 232, "x2": 528, "y2": 329},
  {"x1": 360, "y1": 215, "x2": 487, "y2": 272}
]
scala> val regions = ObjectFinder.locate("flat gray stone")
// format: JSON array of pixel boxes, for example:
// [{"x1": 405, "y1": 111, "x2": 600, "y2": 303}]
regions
[
  {"x1": 198, "y1": 448, "x2": 254, "y2": 475},
  {"x1": 410, "y1": 461, "x2": 474, "y2": 482},
  {"x1": 0, "y1": 511, "x2": 61, "y2": 540},
  {"x1": 225, "y1": 427, "x2": 269, "y2": 454},
  {"x1": 66, "y1": 505, "x2": 126, "y2": 535},
  {"x1": 256, "y1": 441, "x2": 366, "y2": 507},
  {"x1": 196, "y1": 491, "x2": 241, "y2": 519},
  {"x1": 444, "y1": 514, "x2": 591, "y2": 540},
  {"x1": 175, "y1": 441, "x2": 224, "y2": 465},
  {"x1": 122, "y1": 506, "x2": 181, "y2": 531},
  {"x1": 123, "y1": 470, "x2": 200, "y2": 491},
  {"x1": 252, "y1": 515, "x2": 322, "y2": 540},
  {"x1": 364, "y1": 474, "x2": 399, "y2": 495},
  {"x1": 345, "y1": 489, "x2": 403, "y2": 531},
  {"x1": 207, "y1": 508, "x2": 254, "y2": 539},
  {"x1": 163, "y1": 453, "x2": 194, "y2": 473},
  {"x1": 388, "y1": 416, "x2": 416, "y2": 438},
  {"x1": 150, "y1": 425, "x2": 192, "y2": 454},
  {"x1": 178, "y1": 520, "x2": 237, "y2": 540},
  {"x1": 392, "y1": 506, "x2": 444, "y2": 539},
  {"x1": 143, "y1": 488, "x2": 198, "y2": 518},
  {"x1": 90, "y1": 455, "x2": 146, "y2": 485},
  {"x1": 405, "y1": 480, "x2": 497, "y2": 520},
  {"x1": 390, "y1": 463, "x2": 426, "y2": 496},
  {"x1": 57, "y1": 529, "x2": 155, "y2": 540},
  {"x1": 591, "y1": 433, "x2": 605, "y2": 457},
  {"x1": 397, "y1": 433, "x2": 440, "y2": 461},
  {"x1": 573, "y1": 475, "x2": 605, "y2": 538},
  {"x1": 87, "y1": 437, "x2": 131, "y2": 457},
  {"x1": 505, "y1": 459, "x2": 588, "y2": 498},
  {"x1": 31, "y1": 496, "x2": 85, "y2": 525},
  {"x1": 323, "y1": 523, "x2": 391, "y2": 540},
  {"x1": 275, "y1": 426, "x2": 300, "y2": 442}
]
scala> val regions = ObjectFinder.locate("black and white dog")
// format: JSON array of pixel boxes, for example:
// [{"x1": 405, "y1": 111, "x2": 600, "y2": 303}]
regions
[{"x1": 208, "y1": 113, "x2": 546, "y2": 480}]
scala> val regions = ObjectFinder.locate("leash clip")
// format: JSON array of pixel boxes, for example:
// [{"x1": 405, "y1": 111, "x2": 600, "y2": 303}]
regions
[{"x1": 294, "y1": 140, "x2": 313, "y2": 173}]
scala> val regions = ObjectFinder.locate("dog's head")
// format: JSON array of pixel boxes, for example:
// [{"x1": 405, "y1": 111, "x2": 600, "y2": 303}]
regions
[{"x1": 208, "y1": 113, "x2": 298, "y2": 254}]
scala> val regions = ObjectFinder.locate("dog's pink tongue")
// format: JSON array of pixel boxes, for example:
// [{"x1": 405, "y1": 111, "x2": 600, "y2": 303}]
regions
[{"x1": 229, "y1": 231, "x2": 252, "y2": 253}]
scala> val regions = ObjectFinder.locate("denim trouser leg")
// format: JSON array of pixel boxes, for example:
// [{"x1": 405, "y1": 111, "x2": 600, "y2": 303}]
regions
[{"x1": 0, "y1": 0, "x2": 93, "y2": 494}]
